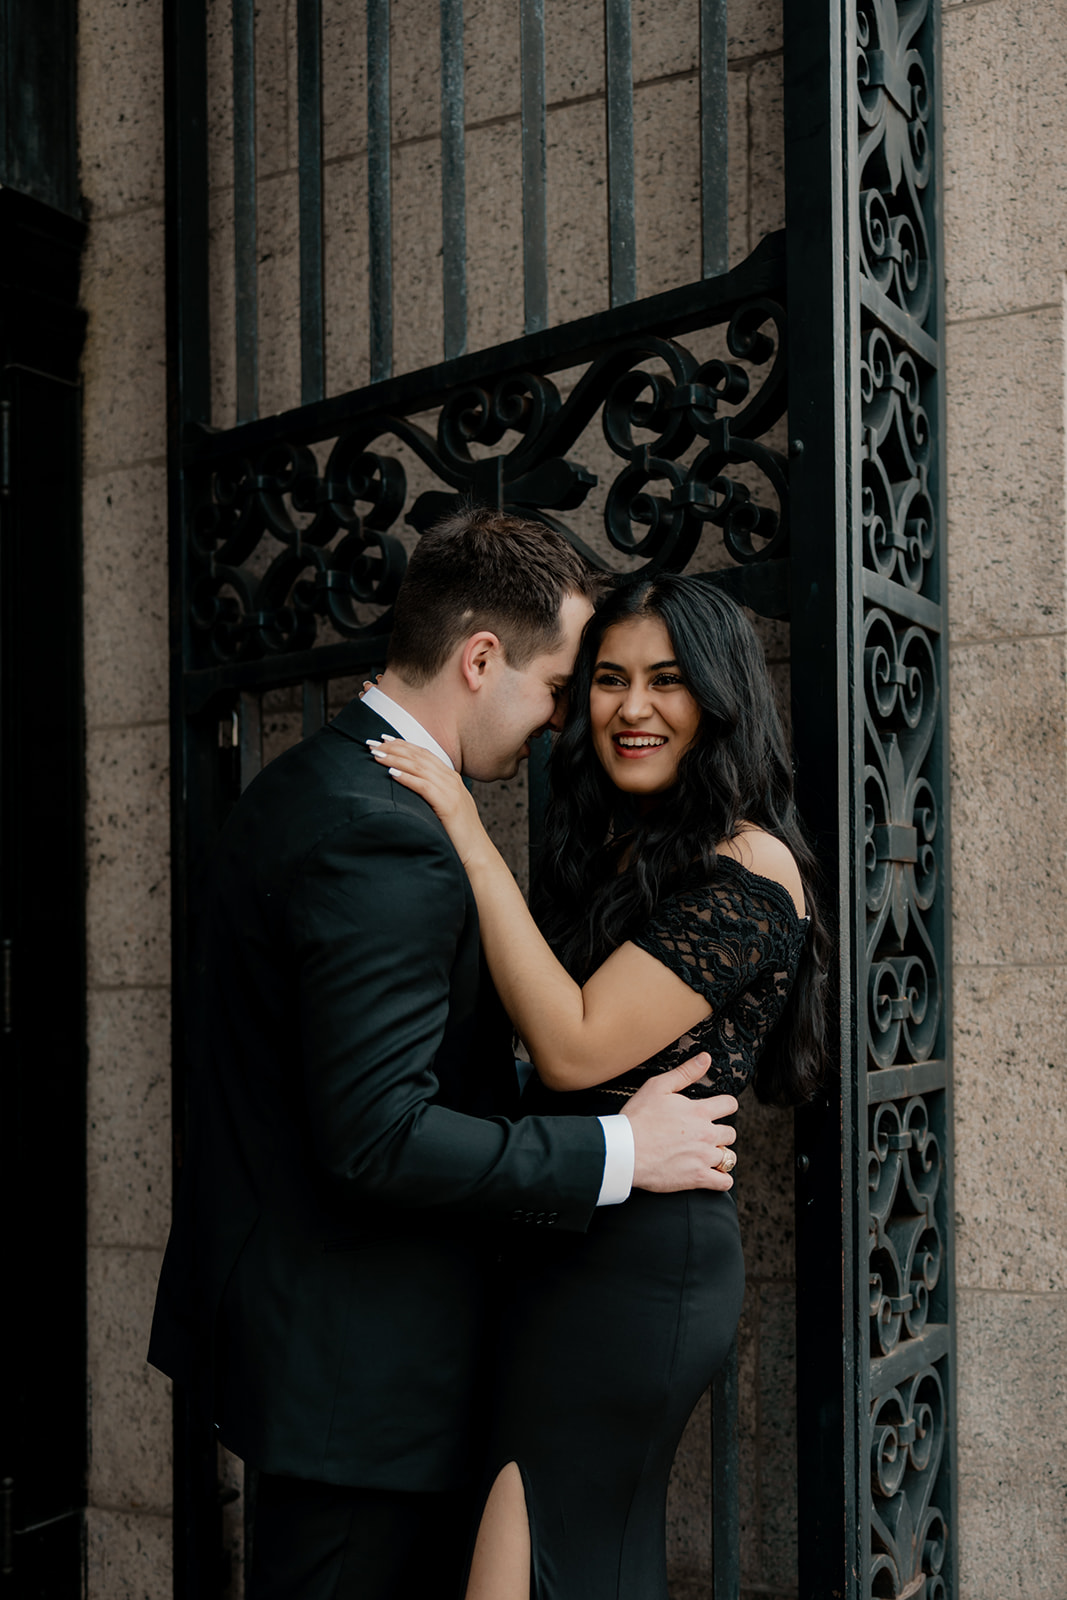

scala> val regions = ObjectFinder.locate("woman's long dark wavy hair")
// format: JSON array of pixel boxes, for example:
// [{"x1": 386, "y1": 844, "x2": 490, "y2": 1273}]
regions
[{"x1": 534, "y1": 572, "x2": 829, "y2": 1106}]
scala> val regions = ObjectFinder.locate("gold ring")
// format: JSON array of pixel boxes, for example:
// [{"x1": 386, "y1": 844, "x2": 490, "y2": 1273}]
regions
[{"x1": 713, "y1": 1147, "x2": 737, "y2": 1175}]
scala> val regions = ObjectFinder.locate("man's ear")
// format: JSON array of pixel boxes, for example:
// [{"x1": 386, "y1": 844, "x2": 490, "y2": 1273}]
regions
[{"x1": 458, "y1": 630, "x2": 503, "y2": 692}]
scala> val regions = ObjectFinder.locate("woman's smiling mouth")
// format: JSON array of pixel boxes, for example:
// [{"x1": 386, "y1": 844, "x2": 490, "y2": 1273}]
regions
[{"x1": 612, "y1": 733, "x2": 667, "y2": 757}]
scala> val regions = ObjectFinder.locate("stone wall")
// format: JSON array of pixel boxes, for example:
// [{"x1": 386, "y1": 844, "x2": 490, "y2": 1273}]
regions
[
  {"x1": 942, "y1": 3, "x2": 1067, "y2": 1594},
  {"x1": 74, "y1": 1, "x2": 1066, "y2": 1597},
  {"x1": 79, "y1": 0, "x2": 173, "y2": 1590}
]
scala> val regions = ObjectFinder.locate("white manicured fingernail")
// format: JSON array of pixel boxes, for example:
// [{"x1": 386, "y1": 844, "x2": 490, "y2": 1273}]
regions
[{"x1": 388, "y1": 767, "x2": 401, "y2": 777}]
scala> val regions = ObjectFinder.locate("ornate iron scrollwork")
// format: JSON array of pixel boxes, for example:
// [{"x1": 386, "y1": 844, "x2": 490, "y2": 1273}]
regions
[
  {"x1": 184, "y1": 290, "x2": 788, "y2": 672},
  {"x1": 855, "y1": 2, "x2": 952, "y2": 1595}
]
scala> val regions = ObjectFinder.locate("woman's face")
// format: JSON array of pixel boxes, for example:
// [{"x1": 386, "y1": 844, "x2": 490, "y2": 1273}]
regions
[{"x1": 588, "y1": 614, "x2": 702, "y2": 800}]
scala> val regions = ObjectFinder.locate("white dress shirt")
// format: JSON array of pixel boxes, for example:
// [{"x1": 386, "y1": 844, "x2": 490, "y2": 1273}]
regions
[{"x1": 360, "y1": 684, "x2": 635, "y2": 1206}]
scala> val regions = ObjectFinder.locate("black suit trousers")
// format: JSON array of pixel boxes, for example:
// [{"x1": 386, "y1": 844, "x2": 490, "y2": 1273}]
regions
[{"x1": 247, "y1": 1474, "x2": 473, "y2": 1600}]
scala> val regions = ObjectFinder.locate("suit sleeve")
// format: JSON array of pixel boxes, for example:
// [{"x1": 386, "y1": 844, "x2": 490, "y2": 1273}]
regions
[{"x1": 287, "y1": 804, "x2": 605, "y2": 1229}]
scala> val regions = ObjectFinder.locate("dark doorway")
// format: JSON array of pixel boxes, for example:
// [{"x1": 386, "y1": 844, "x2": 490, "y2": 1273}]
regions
[{"x1": 0, "y1": 191, "x2": 88, "y2": 1597}]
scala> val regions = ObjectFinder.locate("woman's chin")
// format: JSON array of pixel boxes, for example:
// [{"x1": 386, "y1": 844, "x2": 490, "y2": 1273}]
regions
[{"x1": 605, "y1": 764, "x2": 676, "y2": 798}]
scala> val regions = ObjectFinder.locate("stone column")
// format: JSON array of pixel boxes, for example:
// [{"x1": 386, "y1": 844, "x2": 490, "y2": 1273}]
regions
[
  {"x1": 79, "y1": 0, "x2": 174, "y2": 1592},
  {"x1": 943, "y1": 3, "x2": 1067, "y2": 1596}
]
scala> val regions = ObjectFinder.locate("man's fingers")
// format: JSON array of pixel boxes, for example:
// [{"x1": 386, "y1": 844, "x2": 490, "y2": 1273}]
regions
[
  {"x1": 655, "y1": 1052, "x2": 712, "y2": 1089},
  {"x1": 702, "y1": 1169, "x2": 734, "y2": 1191},
  {"x1": 701, "y1": 1092, "x2": 739, "y2": 1122}
]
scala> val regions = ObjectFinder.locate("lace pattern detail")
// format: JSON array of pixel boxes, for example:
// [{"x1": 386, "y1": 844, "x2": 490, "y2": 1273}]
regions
[{"x1": 621, "y1": 857, "x2": 808, "y2": 1099}]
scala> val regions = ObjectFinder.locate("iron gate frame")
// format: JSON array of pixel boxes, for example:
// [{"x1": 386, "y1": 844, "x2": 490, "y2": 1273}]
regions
[{"x1": 162, "y1": 3, "x2": 957, "y2": 1597}]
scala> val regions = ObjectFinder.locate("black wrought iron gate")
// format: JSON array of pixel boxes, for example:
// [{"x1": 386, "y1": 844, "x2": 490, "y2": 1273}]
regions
[{"x1": 163, "y1": 3, "x2": 955, "y2": 1596}]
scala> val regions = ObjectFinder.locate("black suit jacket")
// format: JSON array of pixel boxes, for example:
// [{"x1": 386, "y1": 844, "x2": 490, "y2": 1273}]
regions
[{"x1": 148, "y1": 697, "x2": 605, "y2": 1490}]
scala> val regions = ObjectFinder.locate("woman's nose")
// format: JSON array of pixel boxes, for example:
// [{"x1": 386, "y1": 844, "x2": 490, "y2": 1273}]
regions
[{"x1": 620, "y1": 686, "x2": 652, "y2": 721}]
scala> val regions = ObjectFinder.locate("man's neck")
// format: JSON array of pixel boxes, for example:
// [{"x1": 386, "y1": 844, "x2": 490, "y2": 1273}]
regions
[{"x1": 373, "y1": 670, "x2": 462, "y2": 770}]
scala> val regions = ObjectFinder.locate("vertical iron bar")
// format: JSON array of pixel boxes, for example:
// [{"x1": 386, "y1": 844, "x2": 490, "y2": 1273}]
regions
[
  {"x1": 164, "y1": 0, "x2": 223, "y2": 1589},
  {"x1": 296, "y1": 0, "x2": 325, "y2": 405},
  {"x1": 519, "y1": 0, "x2": 548, "y2": 335},
  {"x1": 710, "y1": 1341, "x2": 740, "y2": 1599},
  {"x1": 928, "y1": 6, "x2": 958, "y2": 1586},
  {"x1": 699, "y1": 0, "x2": 728, "y2": 277},
  {"x1": 603, "y1": 0, "x2": 636, "y2": 307},
  {"x1": 367, "y1": 0, "x2": 393, "y2": 383},
  {"x1": 784, "y1": 6, "x2": 859, "y2": 1596},
  {"x1": 440, "y1": 0, "x2": 468, "y2": 360},
  {"x1": 232, "y1": 0, "x2": 258, "y2": 421}
]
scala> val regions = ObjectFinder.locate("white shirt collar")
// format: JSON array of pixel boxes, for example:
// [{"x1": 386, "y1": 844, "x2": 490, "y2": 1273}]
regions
[{"x1": 360, "y1": 684, "x2": 456, "y2": 771}]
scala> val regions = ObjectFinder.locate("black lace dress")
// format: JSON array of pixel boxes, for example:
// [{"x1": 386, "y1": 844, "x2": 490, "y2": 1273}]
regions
[{"x1": 483, "y1": 857, "x2": 808, "y2": 1600}]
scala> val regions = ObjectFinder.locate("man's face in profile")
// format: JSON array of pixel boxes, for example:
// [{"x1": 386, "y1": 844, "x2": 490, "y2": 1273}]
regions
[{"x1": 462, "y1": 591, "x2": 595, "y2": 782}]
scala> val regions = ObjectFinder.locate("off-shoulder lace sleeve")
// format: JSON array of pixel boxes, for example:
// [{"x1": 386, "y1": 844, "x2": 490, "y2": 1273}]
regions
[{"x1": 631, "y1": 872, "x2": 802, "y2": 1012}]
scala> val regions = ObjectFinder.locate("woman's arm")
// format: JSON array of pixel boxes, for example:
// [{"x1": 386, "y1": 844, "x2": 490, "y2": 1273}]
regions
[{"x1": 371, "y1": 738, "x2": 713, "y2": 1090}]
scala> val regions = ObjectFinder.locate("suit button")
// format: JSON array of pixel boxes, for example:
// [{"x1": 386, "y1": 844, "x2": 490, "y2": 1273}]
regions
[
  {"x1": 547, "y1": 1212, "x2": 558, "y2": 1225},
  {"x1": 511, "y1": 1209, "x2": 524, "y2": 1223}
]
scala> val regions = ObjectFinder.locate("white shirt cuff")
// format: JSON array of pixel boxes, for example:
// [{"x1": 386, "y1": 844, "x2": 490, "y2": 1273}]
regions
[{"x1": 595, "y1": 1114, "x2": 635, "y2": 1206}]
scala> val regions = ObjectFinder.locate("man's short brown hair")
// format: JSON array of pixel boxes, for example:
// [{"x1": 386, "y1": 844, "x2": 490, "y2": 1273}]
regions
[{"x1": 386, "y1": 506, "x2": 604, "y2": 684}]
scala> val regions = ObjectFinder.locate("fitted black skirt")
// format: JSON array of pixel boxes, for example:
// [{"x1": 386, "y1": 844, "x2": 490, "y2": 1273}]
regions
[{"x1": 482, "y1": 1185, "x2": 745, "y2": 1600}]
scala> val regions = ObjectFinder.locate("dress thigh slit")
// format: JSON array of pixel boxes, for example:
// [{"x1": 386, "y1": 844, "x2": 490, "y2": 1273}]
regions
[{"x1": 485, "y1": 1188, "x2": 745, "y2": 1600}]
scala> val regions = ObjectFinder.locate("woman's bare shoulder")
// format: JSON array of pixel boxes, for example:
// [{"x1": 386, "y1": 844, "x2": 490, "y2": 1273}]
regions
[{"x1": 716, "y1": 828, "x2": 806, "y2": 919}]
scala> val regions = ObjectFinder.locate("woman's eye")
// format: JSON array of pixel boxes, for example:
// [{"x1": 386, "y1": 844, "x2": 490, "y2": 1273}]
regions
[
  {"x1": 653, "y1": 674, "x2": 684, "y2": 687},
  {"x1": 594, "y1": 674, "x2": 625, "y2": 688}
]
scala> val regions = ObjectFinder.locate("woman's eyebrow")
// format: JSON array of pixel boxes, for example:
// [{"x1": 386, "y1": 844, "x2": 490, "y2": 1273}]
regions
[{"x1": 594, "y1": 658, "x2": 679, "y2": 672}]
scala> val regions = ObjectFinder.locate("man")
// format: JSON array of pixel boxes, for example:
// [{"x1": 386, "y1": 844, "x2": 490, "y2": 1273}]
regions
[{"x1": 149, "y1": 508, "x2": 737, "y2": 1598}]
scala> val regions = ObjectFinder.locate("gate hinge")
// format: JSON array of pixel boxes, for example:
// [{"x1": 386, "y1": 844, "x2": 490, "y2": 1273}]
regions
[{"x1": 0, "y1": 399, "x2": 11, "y2": 497}]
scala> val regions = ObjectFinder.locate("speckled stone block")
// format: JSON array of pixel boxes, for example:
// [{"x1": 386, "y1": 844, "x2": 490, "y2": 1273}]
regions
[
  {"x1": 393, "y1": 138, "x2": 447, "y2": 378},
  {"x1": 546, "y1": 0, "x2": 603, "y2": 103},
  {"x1": 256, "y1": 0, "x2": 295, "y2": 177},
  {"x1": 86, "y1": 723, "x2": 171, "y2": 988},
  {"x1": 464, "y1": 0, "x2": 522, "y2": 127},
  {"x1": 86, "y1": 1508, "x2": 172, "y2": 1600},
  {"x1": 322, "y1": 153, "x2": 371, "y2": 400},
  {"x1": 956, "y1": 1288, "x2": 1067, "y2": 1599},
  {"x1": 257, "y1": 170, "x2": 303, "y2": 422},
  {"x1": 88, "y1": 1246, "x2": 172, "y2": 1515},
  {"x1": 634, "y1": 76, "x2": 702, "y2": 299},
  {"x1": 633, "y1": 0, "x2": 699, "y2": 82},
  {"x1": 465, "y1": 121, "x2": 526, "y2": 350},
  {"x1": 391, "y1": 0, "x2": 444, "y2": 146},
  {"x1": 943, "y1": 0, "x2": 1067, "y2": 319},
  {"x1": 949, "y1": 634, "x2": 1067, "y2": 967},
  {"x1": 733, "y1": 1095, "x2": 795, "y2": 1283},
  {"x1": 81, "y1": 207, "x2": 167, "y2": 475},
  {"x1": 472, "y1": 766, "x2": 531, "y2": 897},
  {"x1": 321, "y1": 0, "x2": 368, "y2": 163},
  {"x1": 546, "y1": 99, "x2": 610, "y2": 328},
  {"x1": 729, "y1": 0, "x2": 781, "y2": 60},
  {"x1": 207, "y1": 183, "x2": 238, "y2": 429},
  {"x1": 946, "y1": 304, "x2": 1066, "y2": 640},
  {"x1": 88, "y1": 987, "x2": 172, "y2": 1251},
  {"x1": 727, "y1": 64, "x2": 752, "y2": 272},
  {"x1": 747, "y1": 54, "x2": 784, "y2": 251},
  {"x1": 78, "y1": 0, "x2": 164, "y2": 214},
  {"x1": 953, "y1": 963, "x2": 1066, "y2": 1294},
  {"x1": 82, "y1": 463, "x2": 169, "y2": 728}
]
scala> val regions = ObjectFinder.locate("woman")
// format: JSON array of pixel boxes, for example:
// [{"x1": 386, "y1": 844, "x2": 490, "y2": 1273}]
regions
[{"x1": 369, "y1": 573, "x2": 828, "y2": 1600}]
